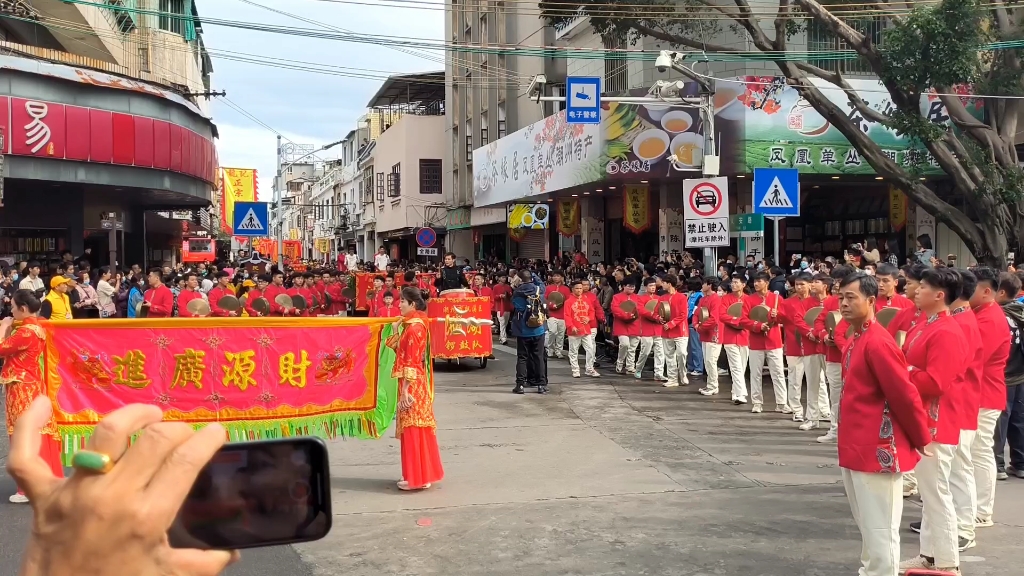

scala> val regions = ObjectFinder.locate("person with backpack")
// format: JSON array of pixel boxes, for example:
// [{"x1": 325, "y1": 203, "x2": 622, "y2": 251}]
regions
[
  {"x1": 511, "y1": 269, "x2": 547, "y2": 394},
  {"x1": 995, "y1": 271, "x2": 1024, "y2": 480}
]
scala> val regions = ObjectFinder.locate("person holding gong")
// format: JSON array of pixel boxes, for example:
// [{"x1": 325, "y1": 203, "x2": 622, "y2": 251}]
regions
[
  {"x1": 610, "y1": 282, "x2": 642, "y2": 374},
  {"x1": 738, "y1": 272, "x2": 786, "y2": 414}
]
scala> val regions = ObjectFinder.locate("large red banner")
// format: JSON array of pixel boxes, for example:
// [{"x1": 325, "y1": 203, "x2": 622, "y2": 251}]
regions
[{"x1": 427, "y1": 296, "x2": 492, "y2": 359}]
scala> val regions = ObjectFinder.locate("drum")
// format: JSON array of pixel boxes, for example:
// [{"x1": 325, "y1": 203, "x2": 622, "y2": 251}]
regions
[
  {"x1": 804, "y1": 306, "x2": 823, "y2": 325},
  {"x1": 440, "y1": 288, "x2": 476, "y2": 298},
  {"x1": 291, "y1": 295, "x2": 308, "y2": 310},
  {"x1": 876, "y1": 306, "x2": 900, "y2": 328},
  {"x1": 726, "y1": 302, "x2": 743, "y2": 318},
  {"x1": 620, "y1": 299, "x2": 637, "y2": 321},
  {"x1": 547, "y1": 291, "x2": 566, "y2": 310},
  {"x1": 656, "y1": 301, "x2": 671, "y2": 323},
  {"x1": 187, "y1": 299, "x2": 211, "y2": 317},
  {"x1": 252, "y1": 297, "x2": 271, "y2": 316},
  {"x1": 275, "y1": 294, "x2": 294, "y2": 310},
  {"x1": 750, "y1": 304, "x2": 770, "y2": 323},
  {"x1": 218, "y1": 295, "x2": 241, "y2": 313}
]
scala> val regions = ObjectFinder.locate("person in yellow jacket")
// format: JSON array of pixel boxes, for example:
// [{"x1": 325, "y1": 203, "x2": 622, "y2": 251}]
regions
[{"x1": 41, "y1": 276, "x2": 73, "y2": 320}]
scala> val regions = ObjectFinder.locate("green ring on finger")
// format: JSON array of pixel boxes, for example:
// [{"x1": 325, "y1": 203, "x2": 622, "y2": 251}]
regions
[{"x1": 71, "y1": 450, "x2": 115, "y2": 474}]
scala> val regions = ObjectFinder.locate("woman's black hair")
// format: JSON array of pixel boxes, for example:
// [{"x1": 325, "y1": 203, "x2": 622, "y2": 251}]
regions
[
  {"x1": 400, "y1": 286, "x2": 427, "y2": 311},
  {"x1": 917, "y1": 233, "x2": 933, "y2": 250},
  {"x1": 12, "y1": 289, "x2": 42, "y2": 313}
]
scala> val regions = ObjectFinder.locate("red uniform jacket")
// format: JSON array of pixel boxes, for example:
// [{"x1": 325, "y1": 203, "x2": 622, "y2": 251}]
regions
[
  {"x1": 973, "y1": 301, "x2": 1011, "y2": 411},
  {"x1": 545, "y1": 284, "x2": 571, "y2": 320},
  {"x1": 208, "y1": 286, "x2": 234, "y2": 317},
  {"x1": 374, "y1": 285, "x2": 398, "y2": 316},
  {"x1": 144, "y1": 285, "x2": 173, "y2": 318},
  {"x1": 637, "y1": 293, "x2": 662, "y2": 337},
  {"x1": 839, "y1": 320, "x2": 932, "y2": 473},
  {"x1": 739, "y1": 291, "x2": 783, "y2": 351},
  {"x1": 263, "y1": 284, "x2": 290, "y2": 316},
  {"x1": 611, "y1": 292, "x2": 642, "y2": 337},
  {"x1": 660, "y1": 291, "x2": 689, "y2": 339},
  {"x1": 375, "y1": 303, "x2": 400, "y2": 318},
  {"x1": 473, "y1": 285, "x2": 493, "y2": 302},
  {"x1": 692, "y1": 292, "x2": 722, "y2": 344},
  {"x1": 888, "y1": 306, "x2": 922, "y2": 339},
  {"x1": 780, "y1": 295, "x2": 816, "y2": 356},
  {"x1": 951, "y1": 307, "x2": 984, "y2": 431},
  {"x1": 491, "y1": 284, "x2": 513, "y2": 313},
  {"x1": 564, "y1": 294, "x2": 597, "y2": 336},
  {"x1": 327, "y1": 283, "x2": 346, "y2": 316},
  {"x1": 719, "y1": 292, "x2": 749, "y2": 346},
  {"x1": 875, "y1": 293, "x2": 915, "y2": 313},
  {"x1": 903, "y1": 312, "x2": 967, "y2": 445},
  {"x1": 244, "y1": 288, "x2": 265, "y2": 317},
  {"x1": 815, "y1": 294, "x2": 850, "y2": 363},
  {"x1": 176, "y1": 290, "x2": 204, "y2": 318},
  {"x1": 584, "y1": 290, "x2": 606, "y2": 324}
]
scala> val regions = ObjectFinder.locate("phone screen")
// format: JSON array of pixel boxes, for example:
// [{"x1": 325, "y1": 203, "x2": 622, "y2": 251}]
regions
[{"x1": 168, "y1": 437, "x2": 332, "y2": 550}]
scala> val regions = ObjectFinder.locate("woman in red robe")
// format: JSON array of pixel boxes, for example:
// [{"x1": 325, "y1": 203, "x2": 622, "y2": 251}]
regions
[
  {"x1": 391, "y1": 286, "x2": 443, "y2": 491},
  {"x1": 1, "y1": 289, "x2": 64, "y2": 503}
]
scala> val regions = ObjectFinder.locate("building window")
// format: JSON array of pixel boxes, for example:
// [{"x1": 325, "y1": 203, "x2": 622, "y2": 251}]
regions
[
  {"x1": 603, "y1": 36, "x2": 627, "y2": 93},
  {"x1": 376, "y1": 172, "x2": 385, "y2": 202},
  {"x1": 481, "y1": 127, "x2": 488, "y2": 146},
  {"x1": 807, "y1": 18, "x2": 883, "y2": 74},
  {"x1": 420, "y1": 160, "x2": 442, "y2": 194},
  {"x1": 159, "y1": 0, "x2": 186, "y2": 35},
  {"x1": 387, "y1": 164, "x2": 401, "y2": 198}
]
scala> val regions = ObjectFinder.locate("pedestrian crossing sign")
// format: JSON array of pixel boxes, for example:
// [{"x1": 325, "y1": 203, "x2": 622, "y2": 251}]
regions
[
  {"x1": 232, "y1": 201, "x2": 270, "y2": 237},
  {"x1": 753, "y1": 168, "x2": 800, "y2": 217}
]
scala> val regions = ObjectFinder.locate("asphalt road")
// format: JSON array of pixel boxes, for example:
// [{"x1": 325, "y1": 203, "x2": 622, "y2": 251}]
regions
[{"x1": 3, "y1": 346, "x2": 1023, "y2": 575}]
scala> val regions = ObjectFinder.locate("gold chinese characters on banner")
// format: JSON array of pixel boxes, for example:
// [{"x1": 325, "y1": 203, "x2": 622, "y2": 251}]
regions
[
  {"x1": 556, "y1": 199, "x2": 580, "y2": 237},
  {"x1": 314, "y1": 238, "x2": 331, "y2": 254},
  {"x1": 623, "y1": 184, "x2": 650, "y2": 234},
  {"x1": 889, "y1": 186, "x2": 907, "y2": 231}
]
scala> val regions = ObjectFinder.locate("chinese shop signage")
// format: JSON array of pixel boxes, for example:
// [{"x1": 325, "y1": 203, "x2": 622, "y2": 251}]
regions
[{"x1": 622, "y1": 184, "x2": 651, "y2": 234}]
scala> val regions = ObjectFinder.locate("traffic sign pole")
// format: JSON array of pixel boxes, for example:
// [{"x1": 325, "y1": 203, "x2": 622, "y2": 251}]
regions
[{"x1": 772, "y1": 217, "x2": 782, "y2": 265}]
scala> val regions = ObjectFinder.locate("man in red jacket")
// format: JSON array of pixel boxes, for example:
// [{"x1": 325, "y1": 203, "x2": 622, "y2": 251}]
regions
[
  {"x1": 635, "y1": 278, "x2": 663, "y2": 380},
  {"x1": 565, "y1": 280, "x2": 599, "y2": 378},
  {"x1": 739, "y1": 272, "x2": 786, "y2": 413},
  {"x1": 491, "y1": 276, "x2": 513, "y2": 345},
  {"x1": 611, "y1": 282, "x2": 642, "y2": 374},
  {"x1": 694, "y1": 277, "x2": 723, "y2": 396},
  {"x1": 142, "y1": 268, "x2": 173, "y2": 318},
  {"x1": 244, "y1": 275, "x2": 270, "y2": 317},
  {"x1": 875, "y1": 263, "x2": 915, "y2": 312},
  {"x1": 721, "y1": 274, "x2": 750, "y2": 404},
  {"x1": 779, "y1": 272, "x2": 818, "y2": 422},
  {"x1": 544, "y1": 271, "x2": 571, "y2": 359},
  {"x1": 836, "y1": 272, "x2": 931, "y2": 576},
  {"x1": 968, "y1": 267, "x2": 1011, "y2": 529},
  {"x1": 175, "y1": 272, "x2": 204, "y2": 318},
  {"x1": 798, "y1": 273, "x2": 831, "y2": 431},
  {"x1": 208, "y1": 272, "x2": 238, "y2": 317},
  {"x1": 659, "y1": 274, "x2": 690, "y2": 388},
  {"x1": 899, "y1": 267, "x2": 968, "y2": 575},
  {"x1": 264, "y1": 272, "x2": 295, "y2": 317},
  {"x1": 814, "y1": 264, "x2": 856, "y2": 442}
]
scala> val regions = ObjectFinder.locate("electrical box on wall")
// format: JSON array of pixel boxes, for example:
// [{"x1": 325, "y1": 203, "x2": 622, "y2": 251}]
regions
[{"x1": 702, "y1": 155, "x2": 720, "y2": 177}]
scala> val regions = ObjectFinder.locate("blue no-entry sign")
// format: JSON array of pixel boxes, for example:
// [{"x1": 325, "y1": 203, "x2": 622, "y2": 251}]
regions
[{"x1": 415, "y1": 227, "x2": 437, "y2": 248}]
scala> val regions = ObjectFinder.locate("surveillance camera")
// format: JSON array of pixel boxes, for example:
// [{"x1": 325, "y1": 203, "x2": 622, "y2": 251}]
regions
[
  {"x1": 528, "y1": 74, "x2": 548, "y2": 102},
  {"x1": 655, "y1": 50, "x2": 680, "y2": 73}
]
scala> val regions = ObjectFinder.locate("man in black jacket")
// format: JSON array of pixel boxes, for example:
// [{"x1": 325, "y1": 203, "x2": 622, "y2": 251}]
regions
[
  {"x1": 996, "y1": 272, "x2": 1024, "y2": 480},
  {"x1": 435, "y1": 252, "x2": 470, "y2": 292}
]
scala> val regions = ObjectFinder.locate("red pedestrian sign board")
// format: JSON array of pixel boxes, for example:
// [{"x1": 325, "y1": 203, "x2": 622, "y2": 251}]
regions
[{"x1": 684, "y1": 178, "x2": 728, "y2": 219}]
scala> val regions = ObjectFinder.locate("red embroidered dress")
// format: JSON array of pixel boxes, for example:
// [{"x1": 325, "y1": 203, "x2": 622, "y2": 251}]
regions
[
  {"x1": 0, "y1": 317, "x2": 64, "y2": 492},
  {"x1": 391, "y1": 311, "x2": 443, "y2": 488}
]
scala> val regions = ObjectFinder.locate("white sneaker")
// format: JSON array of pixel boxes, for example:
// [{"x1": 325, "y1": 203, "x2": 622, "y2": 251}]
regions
[
  {"x1": 682, "y1": 377, "x2": 690, "y2": 385},
  {"x1": 798, "y1": 420, "x2": 819, "y2": 431},
  {"x1": 751, "y1": 403, "x2": 763, "y2": 413},
  {"x1": 586, "y1": 370, "x2": 601, "y2": 378},
  {"x1": 779, "y1": 404, "x2": 794, "y2": 414},
  {"x1": 699, "y1": 387, "x2": 717, "y2": 396},
  {"x1": 898, "y1": 556, "x2": 934, "y2": 574},
  {"x1": 615, "y1": 365, "x2": 624, "y2": 373},
  {"x1": 792, "y1": 413, "x2": 805, "y2": 422},
  {"x1": 975, "y1": 516, "x2": 994, "y2": 528},
  {"x1": 572, "y1": 372, "x2": 580, "y2": 378},
  {"x1": 717, "y1": 368, "x2": 728, "y2": 375},
  {"x1": 816, "y1": 430, "x2": 838, "y2": 443},
  {"x1": 662, "y1": 381, "x2": 679, "y2": 387},
  {"x1": 8, "y1": 493, "x2": 28, "y2": 504}
]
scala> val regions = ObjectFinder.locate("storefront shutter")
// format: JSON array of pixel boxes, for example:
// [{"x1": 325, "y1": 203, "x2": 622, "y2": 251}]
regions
[{"x1": 516, "y1": 229, "x2": 546, "y2": 260}]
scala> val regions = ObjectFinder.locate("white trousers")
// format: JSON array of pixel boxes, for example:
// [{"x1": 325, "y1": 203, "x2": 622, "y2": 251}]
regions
[
  {"x1": 973, "y1": 408, "x2": 1001, "y2": 520},
  {"x1": 497, "y1": 312, "x2": 510, "y2": 343},
  {"x1": 806, "y1": 354, "x2": 830, "y2": 421},
  {"x1": 703, "y1": 341, "x2": 723, "y2": 393},
  {"x1": 568, "y1": 334, "x2": 595, "y2": 375},
  {"x1": 918, "y1": 443, "x2": 959, "y2": 569},
  {"x1": 950, "y1": 429, "x2": 977, "y2": 541},
  {"x1": 545, "y1": 317, "x2": 566, "y2": 357},
  {"x1": 636, "y1": 336, "x2": 654, "y2": 374},
  {"x1": 724, "y1": 344, "x2": 749, "y2": 401},
  {"x1": 663, "y1": 336, "x2": 689, "y2": 386},
  {"x1": 616, "y1": 335, "x2": 640, "y2": 372},
  {"x1": 652, "y1": 337, "x2": 666, "y2": 377},
  {"x1": 826, "y1": 361, "x2": 844, "y2": 434},
  {"x1": 785, "y1": 355, "x2": 808, "y2": 416},
  {"x1": 748, "y1": 348, "x2": 786, "y2": 407},
  {"x1": 842, "y1": 468, "x2": 904, "y2": 576}
]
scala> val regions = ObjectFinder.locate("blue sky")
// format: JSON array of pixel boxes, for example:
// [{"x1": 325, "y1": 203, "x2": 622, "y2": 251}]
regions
[{"x1": 199, "y1": 0, "x2": 444, "y2": 198}]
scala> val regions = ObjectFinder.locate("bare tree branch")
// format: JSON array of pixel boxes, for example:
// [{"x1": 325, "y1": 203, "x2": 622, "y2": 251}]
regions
[
  {"x1": 792, "y1": 62, "x2": 892, "y2": 125},
  {"x1": 774, "y1": 0, "x2": 790, "y2": 51},
  {"x1": 629, "y1": 21, "x2": 737, "y2": 54}
]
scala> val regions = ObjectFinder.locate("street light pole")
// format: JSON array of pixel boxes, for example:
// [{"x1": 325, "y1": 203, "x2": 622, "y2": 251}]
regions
[{"x1": 273, "y1": 138, "x2": 344, "y2": 267}]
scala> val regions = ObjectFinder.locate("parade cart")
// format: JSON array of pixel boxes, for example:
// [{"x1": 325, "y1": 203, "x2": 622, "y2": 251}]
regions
[{"x1": 427, "y1": 288, "x2": 493, "y2": 368}]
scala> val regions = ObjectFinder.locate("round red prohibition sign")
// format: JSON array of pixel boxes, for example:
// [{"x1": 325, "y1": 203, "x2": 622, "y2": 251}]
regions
[{"x1": 688, "y1": 182, "x2": 723, "y2": 217}]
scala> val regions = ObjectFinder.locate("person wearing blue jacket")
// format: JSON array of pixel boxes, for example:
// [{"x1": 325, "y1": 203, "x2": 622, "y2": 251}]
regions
[
  {"x1": 686, "y1": 278, "x2": 705, "y2": 375},
  {"x1": 511, "y1": 269, "x2": 547, "y2": 394}
]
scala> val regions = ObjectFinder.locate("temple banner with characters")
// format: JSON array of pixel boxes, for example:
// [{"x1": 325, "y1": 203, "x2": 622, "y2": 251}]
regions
[
  {"x1": 43, "y1": 318, "x2": 400, "y2": 462},
  {"x1": 427, "y1": 296, "x2": 492, "y2": 360}
]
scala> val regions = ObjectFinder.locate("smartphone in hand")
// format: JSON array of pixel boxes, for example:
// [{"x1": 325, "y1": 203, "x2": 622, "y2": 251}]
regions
[{"x1": 168, "y1": 437, "x2": 332, "y2": 550}]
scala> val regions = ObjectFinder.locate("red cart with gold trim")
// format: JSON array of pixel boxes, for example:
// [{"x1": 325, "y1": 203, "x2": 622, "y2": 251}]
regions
[{"x1": 427, "y1": 288, "x2": 493, "y2": 368}]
